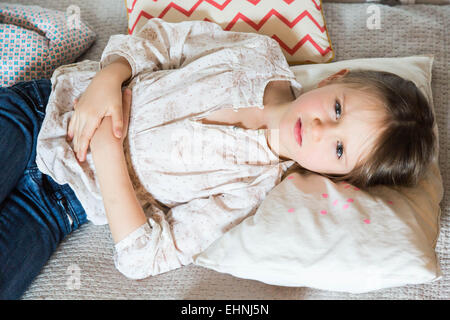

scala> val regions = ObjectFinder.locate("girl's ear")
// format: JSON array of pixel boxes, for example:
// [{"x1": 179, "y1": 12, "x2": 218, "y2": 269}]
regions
[{"x1": 317, "y1": 68, "x2": 350, "y2": 88}]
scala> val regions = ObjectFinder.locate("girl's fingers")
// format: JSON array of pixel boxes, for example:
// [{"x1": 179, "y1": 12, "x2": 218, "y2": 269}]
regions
[
  {"x1": 73, "y1": 112, "x2": 81, "y2": 158},
  {"x1": 123, "y1": 88, "x2": 131, "y2": 104},
  {"x1": 67, "y1": 99, "x2": 78, "y2": 140},
  {"x1": 78, "y1": 122, "x2": 87, "y2": 161},
  {"x1": 112, "y1": 106, "x2": 123, "y2": 139},
  {"x1": 122, "y1": 88, "x2": 132, "y2": 133},
  {"x1": 67, "y1": 113, "x2": 74, "y2": 141},
  {"x1": 78, "y1": 119, "x2": 98, "y2": 162},
  {"x1": 77, "y1": 115, "x2": 89, "y2": 161}
]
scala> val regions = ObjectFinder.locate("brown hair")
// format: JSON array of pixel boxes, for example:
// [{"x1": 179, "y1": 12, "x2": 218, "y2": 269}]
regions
[{"x1": 282, "y1": 70, "x2": 437, "y2": 191}]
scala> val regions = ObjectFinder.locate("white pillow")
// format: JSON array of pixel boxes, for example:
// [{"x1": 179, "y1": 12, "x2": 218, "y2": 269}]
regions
[{"x1": 193, "y1": 55, "x2": 443, "y2": 293}]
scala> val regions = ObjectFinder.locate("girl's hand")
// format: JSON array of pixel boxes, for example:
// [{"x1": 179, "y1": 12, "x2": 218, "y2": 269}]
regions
[
  {"x1": 66, "y1": 56, "x2": 132, "y2": 162},
  {"x1": 89, "y1": 87, "x2": 132, "y2": 151},
  {"x1": 118, "y1": 87, "x2": 132, "y2": 144},
  {"x1": 66, "y1": 72, "x2": 127, "y2": 162}
]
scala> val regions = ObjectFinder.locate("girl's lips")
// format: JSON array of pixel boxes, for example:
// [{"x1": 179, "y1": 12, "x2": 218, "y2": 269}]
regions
[{"x1": 294, "y1": 117, "x2": 302, "y2": 146}]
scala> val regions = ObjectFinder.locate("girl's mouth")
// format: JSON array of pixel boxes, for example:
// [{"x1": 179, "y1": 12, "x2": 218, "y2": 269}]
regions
[{"x1": 294, "y1": 117, "x2": 302, "y2": 146}]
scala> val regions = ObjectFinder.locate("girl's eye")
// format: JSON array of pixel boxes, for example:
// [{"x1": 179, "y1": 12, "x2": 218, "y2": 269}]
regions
[
  {"x1": 335, "y1": 100, "x2": 343, "y2": 159},
  {"x1": 337, "y1": 141, "x2": 344, "y2": 159},
  {"x1": 335, "y1": 100, "x2": 342, "y2": 120}
]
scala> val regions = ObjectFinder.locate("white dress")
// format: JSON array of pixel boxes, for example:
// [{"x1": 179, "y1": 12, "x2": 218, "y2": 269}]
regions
[{"x1": 36, "y1": 18, "x2": 302, "y2": 279}]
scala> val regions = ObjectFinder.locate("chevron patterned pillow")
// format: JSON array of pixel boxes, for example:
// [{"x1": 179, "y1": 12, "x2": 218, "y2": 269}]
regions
[{"x1": 124, "y1": 0, "x2": 334, "y2": 65}]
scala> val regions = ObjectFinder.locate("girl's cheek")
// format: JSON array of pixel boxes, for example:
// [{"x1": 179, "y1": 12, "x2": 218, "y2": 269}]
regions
[{"x1": 299, "y1": 150, "x2": 324, "y2": 172}]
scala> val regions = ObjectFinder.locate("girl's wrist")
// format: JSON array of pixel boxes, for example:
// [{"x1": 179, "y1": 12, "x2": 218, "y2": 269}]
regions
[
  {"x1": 99, "y1": 57, "x2": 132, "y2": 85},
  {"x1": 90, "y1": 135, "x2": 123, "y2": 159},
  {"x1": 90, "y1": 117, "x2": 123, "y2": 152}
]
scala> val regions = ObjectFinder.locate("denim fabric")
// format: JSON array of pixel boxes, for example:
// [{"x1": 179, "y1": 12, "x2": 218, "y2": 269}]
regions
[{"x1": 0, "y1": 79, "x2": 87, "y2": 299}]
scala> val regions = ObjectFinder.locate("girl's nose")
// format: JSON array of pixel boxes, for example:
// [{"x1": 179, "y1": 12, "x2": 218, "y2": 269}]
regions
[
  {"x1": 311, "y1": 118, "x2": 339, "y2": 143},
  {"x1": 311, "y1": 118, "x2": 323, "y2": 142}
]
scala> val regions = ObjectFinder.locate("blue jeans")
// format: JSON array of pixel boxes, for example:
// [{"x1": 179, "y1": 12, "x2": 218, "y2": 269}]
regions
[{"x1": 0, "y1": 79, "x2": 87, "y2": 299}]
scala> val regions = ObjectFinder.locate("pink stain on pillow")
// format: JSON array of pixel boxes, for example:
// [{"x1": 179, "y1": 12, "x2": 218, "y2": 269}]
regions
[
  {"x1": 320, "y1": 210, "x2": 327, "y2": 215},
  {"x1": 322, "y1": 193, "x2": 329, "y2": 198},
  {"x1": 363, "y1": 219, "x2": 371, "y2": 224},
  {"x1": 288, "y1": 208, "x2": 295, "y2": 213}
]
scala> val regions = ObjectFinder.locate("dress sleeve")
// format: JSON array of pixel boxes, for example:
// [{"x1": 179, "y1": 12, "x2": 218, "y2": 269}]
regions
[
  {"x1": 113, "y1": 175, "x2": 277, "y2": 279},
  {"x1": 99, "y1": 17, "x2": 285, "y2": 80},
  {"x1": 99, "y1": 17, "x2": 220, "y2": 78}
]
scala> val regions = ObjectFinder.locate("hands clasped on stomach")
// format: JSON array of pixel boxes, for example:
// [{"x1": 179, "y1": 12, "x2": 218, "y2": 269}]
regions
[{"x1": 66, "y1": 57, "x2": 133, "y2": 162}]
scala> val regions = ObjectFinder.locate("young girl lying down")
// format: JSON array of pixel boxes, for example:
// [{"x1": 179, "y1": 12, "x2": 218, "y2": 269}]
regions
[{"x1": 0, "y1": 18, "x2": 436, "y2": 298}]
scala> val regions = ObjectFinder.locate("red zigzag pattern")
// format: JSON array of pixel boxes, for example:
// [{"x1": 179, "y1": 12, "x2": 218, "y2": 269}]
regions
[
  {"x1": 126, "y1": 0, "x2": 331, "y2": 57},
  {"x1": 127, "y1": 0, "x2": 323, "y2": 13}
]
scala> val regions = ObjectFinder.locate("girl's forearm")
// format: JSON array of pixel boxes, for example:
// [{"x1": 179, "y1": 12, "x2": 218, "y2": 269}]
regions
[
  {"x1": 90, "y1": 118, "x2": 147, "y2": 244},
  {"x1": 96, "y1": 56, "x2": 132, "y2": 86}
]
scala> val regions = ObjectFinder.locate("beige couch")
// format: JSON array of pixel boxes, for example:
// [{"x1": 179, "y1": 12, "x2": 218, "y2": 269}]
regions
[{"x1": 14, "y1": 0, "x2": 449, "y2": 299}]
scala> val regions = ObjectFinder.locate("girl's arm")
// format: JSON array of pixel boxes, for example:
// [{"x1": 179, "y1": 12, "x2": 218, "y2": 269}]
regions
[
  {"x1": 89, "y1": 90, "x2": 147, "y2": 244},
  {"x1": 113, "y1": 175, "x2": 276, "y2": 279},
  {"x1": 67, "y1": 56, "x2": 132, "y2": 162}
]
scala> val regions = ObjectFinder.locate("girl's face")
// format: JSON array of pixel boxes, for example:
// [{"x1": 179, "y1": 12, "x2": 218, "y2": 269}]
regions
[{"x1": 278, "y1": 83, "x2": 386, "y2": 175}]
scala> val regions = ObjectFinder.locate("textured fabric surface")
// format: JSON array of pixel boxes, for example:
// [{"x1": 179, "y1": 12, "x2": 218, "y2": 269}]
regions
[
  {"x1": 195, "y1": 55, "x2": 443, "y2": 294},
  {"x1": 10, "y1": 0, "x2": 448, "y2": 299},
  {"x1": 36, "y1": 17, "x2": 300, "y2": 278},
  {"x1": 322, "y1": 0, "x2": 450, "y2": 4},
  {"x1": 124, "y1": 0, "x2": 334, "y2": 64},
  {"x1": 0, "y1": 3, "x2": 96, "y2": 86}
]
